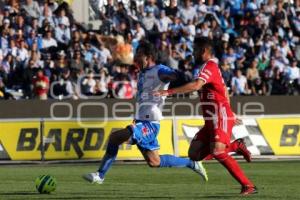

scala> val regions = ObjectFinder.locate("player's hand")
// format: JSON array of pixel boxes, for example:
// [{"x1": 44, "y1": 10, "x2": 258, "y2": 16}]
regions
[
  {"x1": 235, "y1": 118, "x2": 243, "y2": 126},
  {"x1": 234, "y1": 113, "x2": 243, "y2": 126},
  {"x1": 152, "y1": 90, "x2": 169, "y2": 97},
  {"x1": 233, "y1": 113, "x2": 243, "y2": 126}
]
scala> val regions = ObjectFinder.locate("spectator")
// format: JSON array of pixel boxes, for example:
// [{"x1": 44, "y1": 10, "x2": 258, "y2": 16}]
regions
[
  {"x1": 98, "y1": 42, "x2": 112, "y2": 68},
  {"x1": 198, "y1": 21, "x2": 210, "y2": 37},
  {"x1": 70, "y1": 50, "x2": 84, "y2": 72},
  {"x1": 54, "y1": 8, "x2": 70, "y2": 27},
  {"x1": 220, "y1": 60, "x2": 233, "y2": 88},
  {"x1": 47, "y1": 0, "x2": 59, "y2": 13},
  {"x1": 7, "y1": 0, "x2": 20, "y2": 17},
  {"x1": 168, "y1": 16, "x2": 183, "y2": 39},
  {"x1": 26, "y1": 30, "x2": 43, "y2": 50},
  {"x1": 271, "y1": 67, "x2": 287, "y2": 95},
  {"x1": 194, "y1": 0, "x2": 207, "y2": 21},
  {"x1": 278, "y1": 39, "x2": 293, "y2": 59},
  {"x1": 113, "y1": 74, "x2": 134, "y2": 99},
  {"x1": 83, "y1": 42, "x2": 98, "y2": 64},
  {"x1": 144, "y1": 0, "x2": 160, "y2": 18},
  {"x1": 42, "y1": 30, "x2": 58, "y2": 49},
  {"x1": 95, "y1": 67, "x2": 110, "y2": 96},
  {"x1": 157, "y1": 41, "x2": 170, "y2": 65},
  {"x1": 257, "y1": 53, "x2": 270, "y2": 72},
  {"x1": 55, "y1": 17, "x2": 71, "y2": 47},
  {"x1": 17, "y1": 40, "x2": 29, "y2": 64},
  {"x1": 52, "y1": 68, "x2": 76, "y2": 99},
  {"x1": 6, "y1": 40, "x2": 18, "y2": 58},
  {"x1": 247, "y1": 59, "x2": 260, "y2": 83},
  {"x1": 155, "y1": 10, "x2": 172, "y2": 33},
  {"x1": 286, "y1": 59, "x2": 300, "y2": 82},
  {"x1": 22, "y1": 0, "x2": 41, "y2": 19},
  {"x1": 184, "y1": 19, "x2": 196, "y2": 41},
  {"x1": 165, "y1": 0, "x2": 178, "y2": 18},
  {"x1": 1, "y1": 54, "x2": 15, "y2": 81},
  {"x1": 42, "y1": 53, "x2": 54, "y2": 78},
  {"x1": 39, "y1": 3, "x2": 55, "y2": 28},
  {"x1": 178, "y1": 0, "x2": 197, "y2": 24},
  {"x1": 51, "y1": 51, "x2": 66, "y2": 81},
  {"x1": 81, "y1": 70, "x2": 96, "y2": 96},
  {"x1": 222, "y1": 46, "x2": 240, "y2": 69},
  {"x1": 22, "y1": 59, "x2": 36, "y2": 98},
  {"x1": 142, "y1": 8, "x2": 156, "y2": 31},
  {"x1": 206, "y1": 0, "x2": 221, "y2": 14},
  {"x1": 132, "y1": 22, "x2": 146, "y2": 42},
  {"x1": 251, "y1": 78, "x2": 267, "y2": 95},
  {"x1": 285, "y1": 59, "x2": 300, "y2": 95},
  {"x1": 0, "y1": 0, "x2": 299, "y2": 99},
  {"x1": 32, "y1": 69, "x2": 49, "y2": 100},
  {"x1": 0, "y1": 77, "x2": 13, "y2": 99},
  {"x1": 273, "y1": 0, "x2": 288, "y2": 27},
  {"x1": 211, "y1": 19, "x2": 222, "y2": 40},
  {"x1": 264, "y1": 0, "x2": 276, "y2": 15},
  {"x1": 231, "y1": 69, "x2": 248, "y2": 95}
]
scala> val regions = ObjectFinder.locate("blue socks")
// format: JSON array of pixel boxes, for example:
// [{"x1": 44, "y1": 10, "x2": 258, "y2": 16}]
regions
[
  {"x1": 98, "y1": 150, "x2": 195, "y2": 179},
  {"x1": 159, "y1": 154, "x2": 195, "y2": 169},
  {"x1": 98, "y1": 142, "x2": 119, "y2": 179}
]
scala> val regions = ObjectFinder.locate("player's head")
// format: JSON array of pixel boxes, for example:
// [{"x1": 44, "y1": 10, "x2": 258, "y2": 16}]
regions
[
  {"x1": 134, "y1": 40, "x2": 157, "y2": 69},
  {"x1": 193, "y1": 37, "x2": 213, "y2": 63}
]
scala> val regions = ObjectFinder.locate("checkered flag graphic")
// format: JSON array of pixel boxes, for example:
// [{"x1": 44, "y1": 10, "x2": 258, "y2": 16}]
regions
[{"x1": 181, "y1": 119, "x2": 274, "y2": 155}]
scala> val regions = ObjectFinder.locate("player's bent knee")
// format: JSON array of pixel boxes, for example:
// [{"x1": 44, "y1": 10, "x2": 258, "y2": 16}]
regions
[
  {"x1": 146, "y1": 156, "x2": 161, "y2": 168},
  {"x1": 147, "y1": 160, "x2": 160, "y2": 168},
  {"x1": 211, "y1": 150, "x2": 228, "y2": 162},
  {"x1": 108, "y1": 132, "x2": 119, "y2": 144},
  {"x1": 109, "y1": 128, "x2": 131, "y2": 145}
]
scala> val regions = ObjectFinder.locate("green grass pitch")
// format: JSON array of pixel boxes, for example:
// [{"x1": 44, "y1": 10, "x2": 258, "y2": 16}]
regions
[{"x1": 0, "y1": 161, "x2": 299, "y2": 200}]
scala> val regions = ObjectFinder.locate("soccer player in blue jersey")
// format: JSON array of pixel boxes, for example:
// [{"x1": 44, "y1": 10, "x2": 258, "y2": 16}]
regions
[{"x1": 83, "y1": 40, "x2": 208, "y2": 184}]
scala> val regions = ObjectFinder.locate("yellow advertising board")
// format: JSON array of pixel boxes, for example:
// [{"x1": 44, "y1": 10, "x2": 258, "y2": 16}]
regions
[
  {"x1": 257, "y1": 118, "x2": 300, "y2": 155},
  {"x1": 175, "y1": 119, "x2": 205, "y2": 157},
  {"x1": 0, "y1": 120, "x2": 173, "y2": 160},
  {"x1": 0, "y1": 122, "x2": 40, "y2": 160},
  {"x1": 1, "y1": 117, "x2": 300, "y2": 160},
  {"x1": 174, "y1": 117, "x2": 300, "y2": 157}
]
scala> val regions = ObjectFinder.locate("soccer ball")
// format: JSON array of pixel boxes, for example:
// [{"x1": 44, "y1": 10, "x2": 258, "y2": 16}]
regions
[{"x1": 35, "y1": 175, "x2": 57, "y2": 194}]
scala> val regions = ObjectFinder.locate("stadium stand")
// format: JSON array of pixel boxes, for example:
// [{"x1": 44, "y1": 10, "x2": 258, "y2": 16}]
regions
[{"x1": 0, "y1": 0, "x2": 299, "y2": 100}]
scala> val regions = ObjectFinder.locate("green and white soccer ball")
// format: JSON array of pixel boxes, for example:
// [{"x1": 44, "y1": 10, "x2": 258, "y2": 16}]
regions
[{"x1": 35, "y1": 175, "x2": 57, "y2": 194}]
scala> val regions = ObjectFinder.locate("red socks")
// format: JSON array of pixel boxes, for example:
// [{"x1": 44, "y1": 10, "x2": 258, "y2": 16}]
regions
[{"x1": 213, "y1": 152, "x2": 253, "y2": 187}]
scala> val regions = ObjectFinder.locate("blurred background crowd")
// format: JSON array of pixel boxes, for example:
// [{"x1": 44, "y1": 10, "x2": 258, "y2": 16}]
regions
[{"x1": 0, "y1": 0, "x2": 299, "y2": 100}]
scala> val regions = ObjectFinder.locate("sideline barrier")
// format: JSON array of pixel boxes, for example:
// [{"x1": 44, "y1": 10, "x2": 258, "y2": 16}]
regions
[
  {"x1": 0, "y1": 120, "x2": 173, "y2": 160},
  {"x1": 257, "y1": 118, "x2": 300, "y2": 155},
  {"x1": 0, "y1": 116, "x2": 299, "y2": 160},
  {"x1": 174, "y1": 116, "x2": 300, "y2": 157}
]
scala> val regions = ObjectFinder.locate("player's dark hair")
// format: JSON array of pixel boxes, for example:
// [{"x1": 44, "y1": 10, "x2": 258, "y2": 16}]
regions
[
  {"x1": 136, "y1": 40, "x2": 158, "y2": 61},
  {"x1": 194, "y1": 37, "x2": 213, "y2": 55}
]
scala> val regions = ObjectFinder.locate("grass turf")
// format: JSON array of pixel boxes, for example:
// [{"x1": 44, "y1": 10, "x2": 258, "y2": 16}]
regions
[{"x1": 0, "y1": 161, "x2": 299, "y2": 200}]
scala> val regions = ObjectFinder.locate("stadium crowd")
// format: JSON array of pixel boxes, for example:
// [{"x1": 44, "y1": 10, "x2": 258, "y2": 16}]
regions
[{"x1": 0, "y1": 0, "x2": 299, "y2": 100}]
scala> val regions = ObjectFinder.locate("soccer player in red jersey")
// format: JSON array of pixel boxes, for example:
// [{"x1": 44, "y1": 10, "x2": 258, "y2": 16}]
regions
[{"x1": 153, "y1": 37, "x2": 257, "y2": 195}]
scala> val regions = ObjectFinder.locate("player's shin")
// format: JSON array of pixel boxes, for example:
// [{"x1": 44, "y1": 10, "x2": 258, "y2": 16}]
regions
[
  {"x1": 98, "y1": 141, "x2": 119, "y2": 179},
  {"x1": 159, "y1": 155, "x2": 194, "y2": 168},
  {"x1": 213, "y1": 151, "x2": 254, "y2": 187}
]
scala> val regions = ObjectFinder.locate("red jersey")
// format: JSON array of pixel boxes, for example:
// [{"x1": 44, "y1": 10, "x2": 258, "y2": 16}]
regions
[
  {"x1": 196, "y1": 59, "x2": 233, "y2": 123},
  {"x1": 33, "y1": 76, "x2": 49, "y2": 96}
]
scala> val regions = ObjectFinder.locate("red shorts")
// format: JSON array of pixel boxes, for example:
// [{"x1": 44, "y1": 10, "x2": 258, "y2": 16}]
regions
[{"x1": 193, "y1": 110, "x2": 235, "y2": 146}]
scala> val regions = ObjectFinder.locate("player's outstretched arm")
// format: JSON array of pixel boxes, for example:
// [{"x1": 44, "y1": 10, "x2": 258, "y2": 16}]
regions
[{"x1": 153, "y1": 79, "x2": 205, "y2": 96}]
